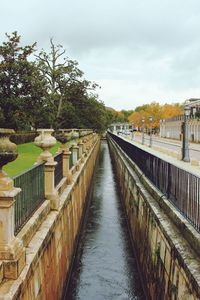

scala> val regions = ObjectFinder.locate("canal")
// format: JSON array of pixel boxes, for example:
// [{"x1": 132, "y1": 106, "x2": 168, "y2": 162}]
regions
[{"x1": 63, "y1": 141, "x2": 145, "y2": 300}]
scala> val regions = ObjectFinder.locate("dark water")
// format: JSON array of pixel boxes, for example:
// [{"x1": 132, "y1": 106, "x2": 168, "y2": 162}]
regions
[{"x1": 63, "y1": 142, "x2": 145, "y2": 300}]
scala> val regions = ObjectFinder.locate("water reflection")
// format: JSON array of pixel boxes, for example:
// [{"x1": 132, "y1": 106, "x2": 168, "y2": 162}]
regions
[{"x1": 64, "y1": 142, "x2": 145, "y2": 300}]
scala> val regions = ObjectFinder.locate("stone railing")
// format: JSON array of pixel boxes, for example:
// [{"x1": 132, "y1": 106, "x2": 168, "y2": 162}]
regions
[{"x1": 0, "y1": 128, "x2": 98, "y2": 284}]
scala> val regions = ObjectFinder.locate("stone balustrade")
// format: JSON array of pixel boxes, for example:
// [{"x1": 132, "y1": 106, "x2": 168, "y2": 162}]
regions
[{"x1": 0, "y1": 127, "x2": 98, "y2": 288}]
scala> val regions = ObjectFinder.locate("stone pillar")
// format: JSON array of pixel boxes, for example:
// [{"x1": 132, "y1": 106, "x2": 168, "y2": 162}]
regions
[
  {"x1": 0, "y1": 129, "x2": 25, "y2": 279},
  {"x1": 82, "y1": 139, "x2": 88, "y2": 156},
  {"x1": 44, "y1": 161, "x2": 60, "y2": 210},
  {"x1": 72, "y1": 143, "x2": 79, "y2": 165},
  {"x1": 78, "y1": 141, "x2": 84, "y2": 160},
  {"x1": 63, "y1": 147, "x2": 72, "y2": 184},
  {"x1": 84, "y1": 137, "x2": 89, "y2": 154},
  {"x1": 0, "y1": 181, "x2": 26, "y2": 279},
  {"x1": 89, "y1": 133, "x2": 93, "y2": 148},
  {"x1": 34, "y1": 129, "x2": 60, "y2": 210},
  {"x1": 92, "y1": 133, "x2": 96, "y2": 145},
  {"x1": 87, "y1": 135, "x2": 91, "y2": 150}
]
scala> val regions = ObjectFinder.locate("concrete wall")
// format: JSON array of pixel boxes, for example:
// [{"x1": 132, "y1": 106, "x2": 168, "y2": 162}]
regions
[
  {"x1": 108, "y1": 135, "x2": 200, "y2": 300},
  {"x1": 0, "y1": 137, "x2": 100, "y2": 300},
  {"x1": 160, "y1": 118, "x2": 200, "y2": 142}
]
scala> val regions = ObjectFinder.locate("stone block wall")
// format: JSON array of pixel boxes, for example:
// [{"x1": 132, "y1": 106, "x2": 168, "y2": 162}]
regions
[
  {"x1": 0, "y1": 136, "x2": 100, "y2": 300},
  {"x1": 108, "y1": 136, "x2": 200, "y2": 300}
]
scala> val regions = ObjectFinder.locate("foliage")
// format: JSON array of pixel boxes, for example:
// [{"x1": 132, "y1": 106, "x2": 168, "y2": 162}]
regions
[
  {"x1": 0, "y1": 32, "x2": 48, "y2": 130},
  {"x1": 0, "y1": 32, "x2": 184, "y2": 133},
  {"x1": 120, "y1": 109, "x2": 134, "y2": 120},
  {"x1": 10, "y1": 132, "x2": 37, "y2": 145},
  {"x1": 0, "y1": 32, "x2": 109, "y2": 132},
  {"x1": 128, "y1": 102, "x2": 183, "y2": 129},
  {"x1": 105, "y1": 107, "x2": 130, "y2": 123}
]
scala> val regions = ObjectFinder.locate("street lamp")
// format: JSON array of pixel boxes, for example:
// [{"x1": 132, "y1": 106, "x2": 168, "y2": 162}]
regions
[
  {"x1": 159, "y1": 120, "x2": 162, "y2": 137},
  {"x1": 132, "y1": 122, "x2": 134, "y2": 140},
  {"x1": 163, "y1": 119, "x2": 166, "y2": 138},
  {"x1": 149, "y1": 115, "x2": 153, "y2": 147},
  {"x1": 182, "y1": 105, "x2": 190, "y2": 162},
  {"x1": 142, "y1": 117, "x2": 145, "y2": 145},
  {"x1": 192, "y1": 107, "x2": 197, "y2": 118}
]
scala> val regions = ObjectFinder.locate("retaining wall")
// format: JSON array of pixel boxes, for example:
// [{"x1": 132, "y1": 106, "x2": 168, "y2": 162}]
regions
[
  {"x1": 0, "y1": 137, "x2": 100, "y2": 300},
  {"x1": 108, "y1": 134, "x2": 200, "y2": 300}
]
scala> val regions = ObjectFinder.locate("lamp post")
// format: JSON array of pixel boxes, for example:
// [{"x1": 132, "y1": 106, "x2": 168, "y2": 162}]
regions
[
  {"x1": 163, "y1": 119, "x2": 166, "y2": 138},
  {"x1": 132, "y1": 122, "x2": 134, "y2": 140},
  {"x1": 182, "y1": 105, "x2": 190, "y2": 162},
  {"x1": 142, "y1": 117, "x2": 145, "y2": 145},
  {"x1": 192, "y1": 107, "x2": 197, "y2": 118},
  {"x1": 159, "y1": 120, "x2": 162, "y2": 137},
  {"x1": 149, "y1": 115, "x2": 153, "y2": 147}
]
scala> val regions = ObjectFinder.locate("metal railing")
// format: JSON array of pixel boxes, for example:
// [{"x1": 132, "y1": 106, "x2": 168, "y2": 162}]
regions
[
  {"x1": 54, "y1": 152, "x2": 63, "y2": 186},
  {"x1": 108, "y1": 132, "x2": 200, "y2": 232},
  {"x1": 14, "y1": 162, "x2": 45, "y2": 234}
]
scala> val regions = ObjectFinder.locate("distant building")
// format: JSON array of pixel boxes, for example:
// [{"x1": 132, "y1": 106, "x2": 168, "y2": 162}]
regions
[
  {"x1": 109, "y1": 123, "x2": 133, "y2": 134},
  {"x1": 160, "y1": 98, "x2": 200, "y2": 142}
]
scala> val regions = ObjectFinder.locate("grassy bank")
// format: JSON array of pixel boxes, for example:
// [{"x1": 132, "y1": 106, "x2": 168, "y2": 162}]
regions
[{"x1": 4, "y1": 142, "x2": 61, "y2": 177}]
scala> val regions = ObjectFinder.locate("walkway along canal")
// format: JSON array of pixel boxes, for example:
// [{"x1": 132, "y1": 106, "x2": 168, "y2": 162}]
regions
[{"x1": 63, "y1": 141, "x2": 145, "y2": 299}]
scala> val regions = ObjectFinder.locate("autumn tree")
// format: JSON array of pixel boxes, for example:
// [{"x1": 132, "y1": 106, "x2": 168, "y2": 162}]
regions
[
  {"x1": 128, "y1": 102, "x2": 183, "y2": 131},
  {"x1": 162, "y1": 103, "x2": 183, "y2": 119}
]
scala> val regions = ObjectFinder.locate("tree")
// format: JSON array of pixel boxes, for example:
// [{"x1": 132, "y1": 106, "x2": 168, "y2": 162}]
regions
[
  {"x1": 0, "y1": 32, "x2": 34, "y2": 129},
  {"x1": 162, "y1": 103, "x2": 183, "y2": 119},
  {"x1": 129, "y1": 102, "x2": 183, "y2": 131},
  {"x1": 120, "y1": 109, "x2": 134, "y2": 120},
  {"x1": 0, "y1": 32, "x2": 48, "y2": 130},
  {"x1": 0, "y1": 32, "x2": 114, "y2": 132},
  {"x1": 35, "y1": 39, "x2": 84, "y2": 125}
]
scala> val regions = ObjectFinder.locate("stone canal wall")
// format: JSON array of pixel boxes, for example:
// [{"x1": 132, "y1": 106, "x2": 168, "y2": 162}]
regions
[
  {"x1": 0, "y1": 137, "x2": 100, "y2": 300},
  {"x1": 108, "y1": 135, "x2": 200, "y2": 300}
]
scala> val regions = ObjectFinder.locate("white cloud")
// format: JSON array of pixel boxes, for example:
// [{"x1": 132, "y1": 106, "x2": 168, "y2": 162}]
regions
[{"x1": 1, "y1": 0, "x2": 200, "y2": 110}]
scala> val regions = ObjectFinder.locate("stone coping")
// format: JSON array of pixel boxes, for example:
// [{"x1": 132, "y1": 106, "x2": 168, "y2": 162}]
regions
[{"x1": 0, "y1": 136, "x2": 100, "y2": 298}]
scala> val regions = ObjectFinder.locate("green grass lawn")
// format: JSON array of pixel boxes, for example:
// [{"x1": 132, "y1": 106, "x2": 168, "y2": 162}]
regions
[{"x1": 4, "y1": 142, "x2": 61, "y2": 177}]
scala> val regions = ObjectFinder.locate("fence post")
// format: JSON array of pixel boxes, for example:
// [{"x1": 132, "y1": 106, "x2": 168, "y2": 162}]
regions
[
  {"x1": 72, "y1": 143, "x2": 79, "y2": 166},
  {"x1": 78, "y1": 141, "x2": 84, "y2": 161},
  {"x1": 0, "y1": 129, "x2": 25, "y2": 279},
  {"x1": 63, "y1": 147, "x2": 72, "y2": 184},
  {"x1": 83, "y1": 138, "x2": 87, "y2": 156},
  {"x1": 86, "y1": 136, "x2": 90, "y2": 152},
  {"x1": 34, "y1": 129, "x2": 60, "y2": 210}
]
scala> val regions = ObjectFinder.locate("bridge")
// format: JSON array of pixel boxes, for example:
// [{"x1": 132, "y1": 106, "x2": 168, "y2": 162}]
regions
[{"x1": 0, "y1": 129, "x2": 200, "y2": 299}]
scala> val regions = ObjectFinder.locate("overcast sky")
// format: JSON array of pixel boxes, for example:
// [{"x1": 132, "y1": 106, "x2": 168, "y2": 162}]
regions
[{"x1": 1, "y1": 0, "x2": 200, "y2": 110}]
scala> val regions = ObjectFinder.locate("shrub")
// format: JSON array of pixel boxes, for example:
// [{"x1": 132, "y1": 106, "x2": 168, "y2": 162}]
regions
[{"x1": 10, "y1": 132, "x2": 37, "y2": 145}]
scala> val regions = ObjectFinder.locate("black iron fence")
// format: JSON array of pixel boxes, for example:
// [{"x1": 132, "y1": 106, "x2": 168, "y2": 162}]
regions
[
  {"x1": 54, "y1": 152, "x2": 63, "y2": 186},
  {"x1": 14, "y1": 162, "x2": 45, "y2": 234},
  {"x1": 108, "y1": 132, "x2": 200, "y2": 232}
]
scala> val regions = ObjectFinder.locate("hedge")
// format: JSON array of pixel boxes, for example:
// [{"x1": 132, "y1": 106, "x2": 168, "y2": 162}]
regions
[{"x1": 10, "y1": 132, "x2": 37, "y2": 145}]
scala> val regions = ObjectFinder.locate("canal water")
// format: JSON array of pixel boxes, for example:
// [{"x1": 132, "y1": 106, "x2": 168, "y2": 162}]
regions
[{"x1": 63, "y1": 142, "x2": 145, "y2": 300}]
